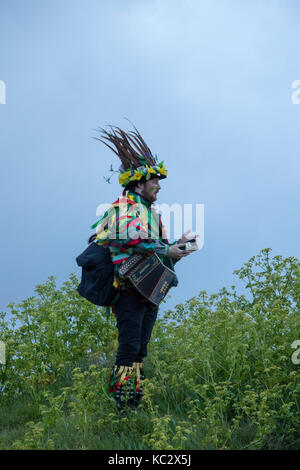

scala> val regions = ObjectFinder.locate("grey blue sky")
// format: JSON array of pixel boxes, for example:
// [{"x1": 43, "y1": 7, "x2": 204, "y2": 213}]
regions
[{"x1": 0, "y1": 0, "x2": 299, "y2": 316}]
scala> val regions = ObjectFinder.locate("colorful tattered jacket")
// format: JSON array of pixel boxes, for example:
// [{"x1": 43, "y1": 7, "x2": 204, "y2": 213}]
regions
[{"x1": 91, "y1": 191, "x2": 177, "y2": 298}]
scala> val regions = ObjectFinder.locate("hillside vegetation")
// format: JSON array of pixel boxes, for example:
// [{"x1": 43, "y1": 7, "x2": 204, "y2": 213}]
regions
[{"x1": 0, "y1": 248, "x2": 299, "y2": 450}]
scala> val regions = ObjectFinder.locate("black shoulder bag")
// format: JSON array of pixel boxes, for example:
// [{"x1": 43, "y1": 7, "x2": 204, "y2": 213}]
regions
[{"x1": 76, "y1": 242, "x2": 117, "y2": 306}]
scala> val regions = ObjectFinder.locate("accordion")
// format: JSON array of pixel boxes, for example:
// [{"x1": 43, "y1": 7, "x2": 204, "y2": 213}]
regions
[{"x1": 118, "y1": 253, "x2": 178, "y2": 306}]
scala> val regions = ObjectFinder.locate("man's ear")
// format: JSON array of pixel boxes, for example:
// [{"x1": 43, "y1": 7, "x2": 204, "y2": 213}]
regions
[{"x1": 136, "y1": 181, "x2": 145, "y2": 191}]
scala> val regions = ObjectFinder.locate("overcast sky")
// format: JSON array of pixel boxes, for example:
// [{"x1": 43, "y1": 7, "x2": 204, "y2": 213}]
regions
[{"x1": 0, "y1": 0, "x2": 299, "y2": 317}]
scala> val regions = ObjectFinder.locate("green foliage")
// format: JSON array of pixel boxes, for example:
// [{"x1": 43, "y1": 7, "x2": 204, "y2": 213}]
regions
[
  {"x1": 0, "y1": 274, "x2": 116, "y2": 401},
  {"x1": 0, "y1": 248, "x2": 299, "y2": 449}
]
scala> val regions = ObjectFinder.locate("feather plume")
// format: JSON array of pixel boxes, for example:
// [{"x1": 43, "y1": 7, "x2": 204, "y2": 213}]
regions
[{"x1": 94, "y1": 122, "x2": 156, "y2": 171}]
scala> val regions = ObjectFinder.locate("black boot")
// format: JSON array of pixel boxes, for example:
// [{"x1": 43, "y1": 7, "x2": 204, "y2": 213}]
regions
[
  {"x1": 115, "y1": 384, "x2": 127, "y2": 417},
  {"x1": 127, "y1": 362, "x2": 145, "y2": 409},
  {"x1": 108, "y1": 365, "x2": 134, "y2": 417}
]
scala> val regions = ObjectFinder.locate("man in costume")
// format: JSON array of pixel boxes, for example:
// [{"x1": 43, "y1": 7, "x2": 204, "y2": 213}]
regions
[{"x1": 90, "y1": 124, "x2": 194, "y2": 415}]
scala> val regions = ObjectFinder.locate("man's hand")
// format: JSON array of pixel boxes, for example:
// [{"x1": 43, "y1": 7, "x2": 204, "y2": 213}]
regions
[
  {"x1": 167, "y1": 244, "x2": 191, "y2": 260},
  {"x1": 177, "y1": 229, "x2": 199, "y2": 245}
]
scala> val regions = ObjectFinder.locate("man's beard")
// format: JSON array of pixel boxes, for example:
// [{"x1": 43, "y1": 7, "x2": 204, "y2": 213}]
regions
[{"x1": 142, "y1": 189, "x2": 157, "y2": 202}]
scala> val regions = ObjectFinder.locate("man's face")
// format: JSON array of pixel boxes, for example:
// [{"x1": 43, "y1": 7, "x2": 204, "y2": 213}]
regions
[{"x1": 138, "y1": 177, "x2": 161, "y2": 202}]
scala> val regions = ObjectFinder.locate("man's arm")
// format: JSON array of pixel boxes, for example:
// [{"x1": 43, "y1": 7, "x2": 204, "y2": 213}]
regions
[{"x1": 128, "y1": 235, "x2": 190, "y2": 261}]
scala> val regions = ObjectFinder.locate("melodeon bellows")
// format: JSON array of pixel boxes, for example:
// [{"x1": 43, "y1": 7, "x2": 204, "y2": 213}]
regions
[{"x1": 118, "y1": 253, "x2": 178, "y2": 306}]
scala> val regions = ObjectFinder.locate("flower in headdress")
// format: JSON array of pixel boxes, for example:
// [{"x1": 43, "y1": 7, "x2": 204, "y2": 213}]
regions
[
  {"x1": 148, "y1": 166, "x2": 157, "y2": 174},
  {"x1": 159, "y1": 165, "x2": 167, "y2": 176},
  {"x1": 137, "y1": 166, "x2": 148, "y2": 175},
  {"x1": 132, "y1": 170, "x2": 143, "y2": 181},
  {"x1": 119, "y1": 170, "x2": 131, "y2": 185}
]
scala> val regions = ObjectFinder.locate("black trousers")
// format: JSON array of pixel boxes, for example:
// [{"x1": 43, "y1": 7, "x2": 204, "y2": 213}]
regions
[{"x1": 114, "y1": 288, "x2": 159, "y2": 366}]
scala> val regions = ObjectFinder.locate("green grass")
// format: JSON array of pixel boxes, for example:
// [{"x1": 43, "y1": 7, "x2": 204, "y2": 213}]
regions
[
  {"x1": 1, "y1": 358, "x2": 299, "y2": 450},
  {"x1": 0, "y1": 249, "x2": 299, "y2": 450},
  {"x1": 0, "y1": 396, "x2": 40, "y2": 449}
]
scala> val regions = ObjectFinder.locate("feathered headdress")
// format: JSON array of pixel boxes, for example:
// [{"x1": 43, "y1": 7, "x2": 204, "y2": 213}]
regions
[{"x1": 94, "y1": 121, "x2": 167, "y2": 191}]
